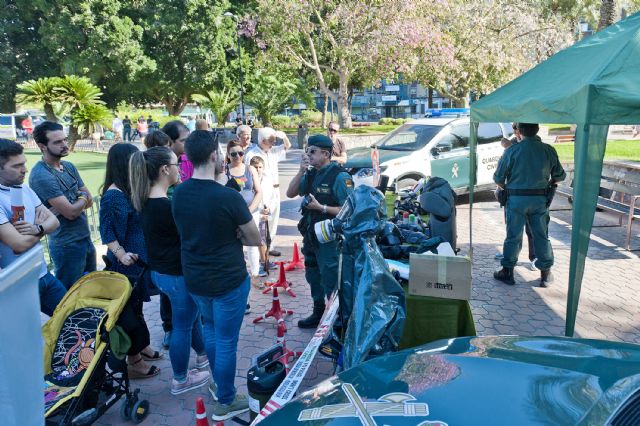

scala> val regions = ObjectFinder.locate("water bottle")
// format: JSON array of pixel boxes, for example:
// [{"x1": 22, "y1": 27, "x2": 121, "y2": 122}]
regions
[{"x1": 408, "y1": 214, "x2": 416, "y2": 225}]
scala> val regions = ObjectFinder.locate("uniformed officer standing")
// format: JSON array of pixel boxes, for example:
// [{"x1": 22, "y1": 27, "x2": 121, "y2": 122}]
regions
[
  {"x1": 493, "y1": 123, "x2": 566, "y2": 287},
  {"x1": 286, "y1": 135, "x2": 354, "y2": 328}
]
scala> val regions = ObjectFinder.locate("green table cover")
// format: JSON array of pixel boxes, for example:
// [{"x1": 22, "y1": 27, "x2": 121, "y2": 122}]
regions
[{"x1": 399, "y1": 286, "x2": 476, "y2": 349}]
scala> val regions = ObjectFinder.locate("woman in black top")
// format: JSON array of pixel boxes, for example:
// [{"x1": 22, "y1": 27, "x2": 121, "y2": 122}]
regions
[{"x1": 129, "y1": 147, "x2": 210, "y2": 395}]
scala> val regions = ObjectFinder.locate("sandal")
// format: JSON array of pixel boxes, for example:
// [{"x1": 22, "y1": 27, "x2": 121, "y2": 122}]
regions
[
  {"x1": 140, "y1": 349, "x2": 163, "y2": 361},
  {"x1": 128, "y1": 358, "x2": 161, "y2": 380}
]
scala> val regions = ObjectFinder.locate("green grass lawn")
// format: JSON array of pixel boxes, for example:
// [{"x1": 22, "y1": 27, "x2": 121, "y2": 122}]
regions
[
  {"x1": 25, "y1": 150, "x2": 107, "y2": 196},
  {"x1": 554, "y1": 139, "x2": 640, "y2": 163}
]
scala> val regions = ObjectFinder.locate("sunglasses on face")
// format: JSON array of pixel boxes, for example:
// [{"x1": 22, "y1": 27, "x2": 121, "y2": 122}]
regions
[
  {"x1": 229, "y1": 151, "x2": 244, "y2": 158},
  {"x1": 307, "y1": 148, "x2": 327, "y2": 155},
  {"x1": 328, "y1": 128, "x2": 338, "y2": 133}
]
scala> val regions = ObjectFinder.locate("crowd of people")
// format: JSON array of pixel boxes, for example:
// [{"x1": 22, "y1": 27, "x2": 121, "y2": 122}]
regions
[{"x1": 0, "y1": 117, "x2": 355, "y2": 421}]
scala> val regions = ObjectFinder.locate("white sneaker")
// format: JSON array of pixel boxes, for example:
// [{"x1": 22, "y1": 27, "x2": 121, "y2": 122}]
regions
[
  {"x1": 170, "y1": 369, "x2": 210, "y2": 395},
  {"x1": 195, "y1": 354, "x2": 209, "y2": 369},
  {"x1": 529, "y1": 258, "x2": 539, "y2": 271}
]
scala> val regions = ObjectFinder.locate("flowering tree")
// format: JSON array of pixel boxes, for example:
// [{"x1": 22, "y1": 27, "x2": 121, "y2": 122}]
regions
[
  {"x1": 433, "y1": 0, "x2": 574, "y2": 105},
  {"x1": 256, "y1": 0, "x2": 454, "y2": 128}
]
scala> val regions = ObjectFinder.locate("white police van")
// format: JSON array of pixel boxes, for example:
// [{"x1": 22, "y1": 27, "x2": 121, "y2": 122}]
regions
[
  {"x1": 345, "y1": 110, "x2": 512, "y2": 194},
  {"x1": 0, "y1": 114, "x2": 17, "y2": 140}
]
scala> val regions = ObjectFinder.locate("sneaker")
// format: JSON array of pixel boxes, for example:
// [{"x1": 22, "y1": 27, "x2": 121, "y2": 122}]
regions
[
  {"x1": 268, "y1": 261, "x2": 278, "y2": 270},
  {"x1": 245, "y1": 303, "x2": 251, "y2": 315},
  {"x1": 528, "y1": 258, "x2": 539, "y2": 271},
  {"x1": 268, "y1": 249, "x2": 281, "y2": 257},
  {"x1": 195, "y1": 354, "x2": 209, "y2": 369},
  {"x1": 211, "y1": 393, "x2": 250, "y2": 421},
  {"x1": 258, "y1": 267, "x2": 268, "y2": 277},
  {"x1": 170, "y1": 369, "x2": 210, "y2": 395},
  {"x1": 208, "y1": 381, "x2": 218, "y2": 401},
  {"x1": 494, "y1": 252, "x2": 504, "y2": 260}
]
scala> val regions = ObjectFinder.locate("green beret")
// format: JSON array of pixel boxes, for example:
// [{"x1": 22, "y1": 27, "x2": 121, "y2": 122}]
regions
[{"x1": 308, "y1": 134, "x2": 333, "y2": 149}]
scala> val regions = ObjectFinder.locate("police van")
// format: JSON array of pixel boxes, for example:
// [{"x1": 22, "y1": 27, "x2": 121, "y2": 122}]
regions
[
  {"x1": 0, "y1": 114, "x2": 17, "y2": 140},
  {"x1": 345, "y1": 111, "x2": 512, "y2": 194}
]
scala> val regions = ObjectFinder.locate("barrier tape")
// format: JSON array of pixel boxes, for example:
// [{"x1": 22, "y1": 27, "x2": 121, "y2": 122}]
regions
[{"x1": 250, "y1": 293, "x2": 340, "y2": 425}]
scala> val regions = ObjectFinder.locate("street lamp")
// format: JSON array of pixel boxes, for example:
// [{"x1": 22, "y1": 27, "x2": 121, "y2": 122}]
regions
[{"x1": 224, "y1": 12, "x2": 246, "y2": 124}]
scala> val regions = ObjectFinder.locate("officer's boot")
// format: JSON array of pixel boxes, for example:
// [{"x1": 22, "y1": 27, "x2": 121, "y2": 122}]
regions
[
  {"x1": 493, "y1": 267, "x2": 515, "y2": 285},
  {"x1": 298, "y1": 302, "x2": 326, "y2": 329},
  {"x1": 540, "y1": 269, "x2": 554, "y2": 288}
]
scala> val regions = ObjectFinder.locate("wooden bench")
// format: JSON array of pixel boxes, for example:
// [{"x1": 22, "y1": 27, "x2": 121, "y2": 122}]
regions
[
  {"x1": 554, "y1": 134, "x2": 575, "y2": 143},
  {"x1": 554, "y1": 164, "x2": 640, "y2": 250}
]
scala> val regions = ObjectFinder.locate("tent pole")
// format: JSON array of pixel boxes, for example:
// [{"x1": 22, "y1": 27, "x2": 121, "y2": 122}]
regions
[{"x1": 565, "y1": 124, "x2": 608, "y2": 336}]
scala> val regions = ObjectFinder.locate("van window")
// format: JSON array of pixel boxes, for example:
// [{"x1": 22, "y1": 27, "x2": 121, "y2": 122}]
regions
[
  {"x1": 376, "y1": 124, "x2": 443, "y2": 151},
  {"x1": 477, "y1": 123, "x2": 504, "y2": 145},
  {"x1": 438, "y1": 124, "x2": 469, "y2": 150}
]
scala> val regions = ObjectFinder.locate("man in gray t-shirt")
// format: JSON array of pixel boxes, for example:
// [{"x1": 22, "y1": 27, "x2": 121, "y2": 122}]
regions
[{"x1": 29, "y1": 121, "x2": 96, "y2": 289}]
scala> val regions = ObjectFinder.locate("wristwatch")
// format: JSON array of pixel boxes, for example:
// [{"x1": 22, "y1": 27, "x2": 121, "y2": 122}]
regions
[{"x1": 36, "y1": 224, "x2": 45, "y2": 237}]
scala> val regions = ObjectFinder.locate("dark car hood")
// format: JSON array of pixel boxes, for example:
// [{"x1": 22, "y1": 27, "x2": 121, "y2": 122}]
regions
[
  {"x1": 344, "y1": 146, "x2": 408, "y2": 169},
  {"x1": 260, "y1": 336, "x2": 640, "y2": 425}
]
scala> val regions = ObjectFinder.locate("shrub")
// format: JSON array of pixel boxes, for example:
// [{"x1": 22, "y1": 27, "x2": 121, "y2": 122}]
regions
[
  {"x1": 300, "y1": 110, "x2": 323, "y2": 127},
  {"x1": 270, "y1": 115, "x2": 291, "y2": 129},
  {"x1": 378, "y1": 117, "x2": 394, "y2": 125},
  {"x1": 392, "y1": 118, "x2": 407, "y2": 125}
]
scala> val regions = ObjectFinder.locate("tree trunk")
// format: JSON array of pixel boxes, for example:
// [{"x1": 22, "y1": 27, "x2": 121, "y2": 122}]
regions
[
  {"x1": 321, "y1": 94, "x2": 328, "y2": 128},
  {"x1": 337, "y1": 68, "x2": 352, "y2": 128},
  {"x1": 428, "y1": 88, "x2": 434, "y2": 108},
  {"x1": 597, "y1": 0, "x2": 617, "y2": 31},
  {"x1": 43, "y1": 103, "x2": 58, "y2": 122},
  {"x1": 164, "y1": 97, "x2": 188, "y2": 116},
  {"x1": 67, "y1": 125, "x2": 80, "y2": 152}
]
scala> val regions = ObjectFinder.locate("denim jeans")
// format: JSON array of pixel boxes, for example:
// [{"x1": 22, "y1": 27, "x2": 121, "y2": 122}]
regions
[
  {"x1": 192, "y1": 276, "x2": 250, "y2": 404},
  {"x1": 49, "y1": 237, "x2": 97, "y2": 289},
  {"x1": 39, "y1": 272, "x2": 67, "y2": 316},
  {"x1": 151, "y1": 271, "x2": 205, "y2": 381}
]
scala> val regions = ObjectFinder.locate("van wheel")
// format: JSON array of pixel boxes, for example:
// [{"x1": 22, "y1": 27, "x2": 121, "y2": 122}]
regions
[{"x1": 396, "y1": 178, "x2": 418, "y2": 192}]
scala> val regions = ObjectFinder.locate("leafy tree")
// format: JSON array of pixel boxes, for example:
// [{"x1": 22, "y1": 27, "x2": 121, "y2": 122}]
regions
[
  {"x1": 256, "y1": 0, "x2": 454, "y2": 128},
  {"x1": 16, "y1": 78, "x2": 63, "y2": 121},
  {"x1": 192, "y1": 88, "x2": 240, "y2": 127},
  {"x1": 245, "y1": 73, "x2": 298, "y2": 125},
  {"x1": 73, "y1": 103, "x2": 113, "y2": 137},
  {"x1": 598, "y1": 0, "x2": 618, "y2": 29},
  {"x1": 135, "y1": 0, "x2": 237, "y2": 115},
  {"x1": 55, "y1": 76, "x2": 106, "y2": 150}
]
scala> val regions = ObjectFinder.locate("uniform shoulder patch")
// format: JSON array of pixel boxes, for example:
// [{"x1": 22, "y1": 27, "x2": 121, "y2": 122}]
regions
[{"x1": 345, "y1": 179, "x2": 354, "y2": 188}]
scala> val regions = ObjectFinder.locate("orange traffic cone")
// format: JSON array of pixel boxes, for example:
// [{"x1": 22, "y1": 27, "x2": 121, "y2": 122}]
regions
[
  {"x1": 284, "y1": 242, "x2": 305, "y2": 271},
  {"x1": 253, "y1": 287, "x2": 294, "y2": 331},
  {"x1": 262, "y1": 262, "x2": 296, "y2": 297},
  {"x1": 276, "y1": 321, "x2": 302, "y2": 372},
  {"x1": 195, "y1": 397, "x2": 210, "y2": 426}
]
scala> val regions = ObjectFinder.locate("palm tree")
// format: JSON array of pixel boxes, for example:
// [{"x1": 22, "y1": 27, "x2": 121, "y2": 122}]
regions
[
  {"x1": 15, "y1": 77, "x2": 63, "y2": 122},
  {"x1": 55, "y1": 76, "x2": 106, "y2": 150},
  {"x1": 597, "y1": 0, "x2": 617, "y2": 31},
  {"x1": 192, "y1": 88, "x2": 240, "y2": 127},
  {"x1": 73, "y1": 104, "x2": 113, "y2": 138}
]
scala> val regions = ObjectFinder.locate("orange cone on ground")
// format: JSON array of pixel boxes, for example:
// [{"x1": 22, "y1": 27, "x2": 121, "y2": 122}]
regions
[
  {"x1": 284, "y1": 242, "x2": 305, "y2": 271},
  {"x1": 253, "y1": 287, "x2": 294, "y2": 331},
  {"x1": 195, "y1": 397, "x2": 210, "y2": 426},
  {"x1": 262, "y1": 262, "x2": 296, "y2": 297},
  {"x1": 276, "y1": 321, "x2": 302, "y2": 372}
]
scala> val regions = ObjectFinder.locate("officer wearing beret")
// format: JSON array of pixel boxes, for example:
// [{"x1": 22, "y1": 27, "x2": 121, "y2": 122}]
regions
[
  {"x1": 286, "y1": 135, "x2": 354, "y2": 328},
  {"x1": 493, "y1": 123, "x2": 565, "y2": 287}
]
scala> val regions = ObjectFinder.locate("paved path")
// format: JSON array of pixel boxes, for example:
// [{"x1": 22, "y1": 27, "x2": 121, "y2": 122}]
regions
[{"x1": 42, "y1": 150, "x2": 640, "y2": 424}]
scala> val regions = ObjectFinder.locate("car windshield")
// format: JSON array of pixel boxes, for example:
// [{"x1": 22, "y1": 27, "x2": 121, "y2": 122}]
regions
[{"x1": 375, "y1": 124, "x2": 443, "y2": 151}]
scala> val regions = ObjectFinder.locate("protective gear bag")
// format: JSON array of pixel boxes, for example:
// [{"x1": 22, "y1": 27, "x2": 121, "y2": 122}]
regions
[{"x1": 338, "y1": 185, "x2": 406, "y2": 370}]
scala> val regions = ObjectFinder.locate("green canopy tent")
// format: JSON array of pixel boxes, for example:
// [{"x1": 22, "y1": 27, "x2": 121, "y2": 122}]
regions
[{"x1": 469, "y1": 11, "x2": 640, "y2": 337}]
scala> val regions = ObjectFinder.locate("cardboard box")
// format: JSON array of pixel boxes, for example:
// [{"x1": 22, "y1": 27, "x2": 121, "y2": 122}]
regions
[{"x1": 408, "y1": 249, "x2": 472, "y2": 301}]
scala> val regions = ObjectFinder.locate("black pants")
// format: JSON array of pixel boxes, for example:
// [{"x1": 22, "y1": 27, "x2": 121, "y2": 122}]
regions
[
  {"x1": 160, "y1": 293, "x2": 173, "y2": 332},
  {"x1": 117, "y1": 284, "x2": 150, "y2": 356}
]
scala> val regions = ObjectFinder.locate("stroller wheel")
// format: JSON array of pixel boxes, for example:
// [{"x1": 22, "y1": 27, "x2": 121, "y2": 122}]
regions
[
  {"x1": 131, "y1": 399, "x2": 149, "y2": 423},
  {"x1": 120, "y1": 397, "x2": 132, "y2": 420}
]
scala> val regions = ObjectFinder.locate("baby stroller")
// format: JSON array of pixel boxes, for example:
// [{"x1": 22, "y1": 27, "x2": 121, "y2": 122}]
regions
[{"x1": 42, "y1": 271, "x2": 150, "y2": 425}]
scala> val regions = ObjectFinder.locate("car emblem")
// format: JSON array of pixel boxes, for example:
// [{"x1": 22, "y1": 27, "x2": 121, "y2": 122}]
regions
[
  {"x1": 297, "y1": 383, "x2": 448, "y2": 425},
  {"x1": 451, "y1": 163, "x2": 459, "y2": 179}
]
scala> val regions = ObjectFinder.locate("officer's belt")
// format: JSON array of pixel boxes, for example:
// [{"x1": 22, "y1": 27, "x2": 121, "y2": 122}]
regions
[{"x1": 506, "y1": 188, "x2": 547, "y2": 196}]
